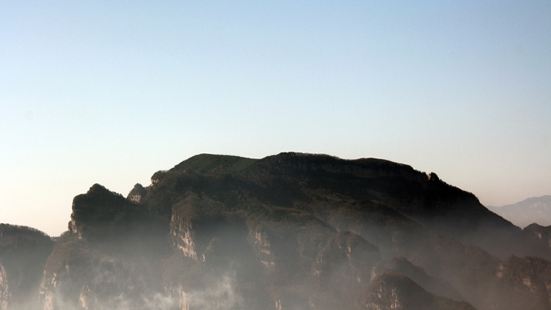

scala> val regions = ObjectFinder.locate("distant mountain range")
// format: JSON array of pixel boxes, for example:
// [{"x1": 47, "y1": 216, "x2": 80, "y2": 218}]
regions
[
  {"x1": 2, "y1": 153, "x2": 551, "y2": 310},
  {"x1": 489, "y1": 195, "x2": 551, "y2": 228}
]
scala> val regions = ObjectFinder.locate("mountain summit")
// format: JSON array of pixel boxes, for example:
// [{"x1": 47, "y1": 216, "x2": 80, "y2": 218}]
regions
[
  {"x1": 490, "y1": 195, "x2": 551, "y2": 228},
  {"x1": 2, "y1": 152, "x2": 551, "y2": 310}
]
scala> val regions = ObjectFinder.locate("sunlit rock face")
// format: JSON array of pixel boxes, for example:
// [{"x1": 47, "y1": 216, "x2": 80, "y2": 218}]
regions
[
  {"x1": 170, "y1": 209, "x2": 199, "y2": 261},
  {"x1": 164, "y1": 194, "x2": 379, "y2": 310},
  {"x1": 0, "y1": 263, "x2": 8, "y2": 310},
  {"x1": 248, "y1": 225, "x2": 275, "y2": 271},
  {"x1": 4, "y1": 153, "x2": 551, "y2": 309},
  {"x1": 127, "y1": 183, "x2": 148, "y2": 204}
]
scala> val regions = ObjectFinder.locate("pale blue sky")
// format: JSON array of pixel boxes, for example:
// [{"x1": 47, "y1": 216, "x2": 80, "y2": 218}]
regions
[{"x1": 1, "y1": 1, "x2": 550, "y2": 235}]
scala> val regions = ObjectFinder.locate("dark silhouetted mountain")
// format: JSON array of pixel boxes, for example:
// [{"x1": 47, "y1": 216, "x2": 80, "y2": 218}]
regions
[
  {"x1": 490, "y1": 195, "x2": 551, "y2": 228},
  {"x1": 2, "y1": 152, "x2": 551, "y2": 310}
]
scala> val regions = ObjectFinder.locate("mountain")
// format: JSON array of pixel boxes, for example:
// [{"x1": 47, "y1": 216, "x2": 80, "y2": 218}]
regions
[
  {"x1": 490, "y1": 195, "x2": 551, "y2": 228},
  {"x1": 0, "y1": 224, "x2": 53, "y2": 308},
  {"x1": 2, "y1": 152, "x2": 551, "y2": 310}
]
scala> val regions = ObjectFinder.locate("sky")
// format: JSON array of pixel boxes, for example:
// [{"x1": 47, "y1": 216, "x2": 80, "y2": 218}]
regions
[{"x1": 1, "y1": 0, "x2": 550, "y2": 235}]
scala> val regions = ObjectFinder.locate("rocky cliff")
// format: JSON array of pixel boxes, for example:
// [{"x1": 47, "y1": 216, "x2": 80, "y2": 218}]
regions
[
  {"x1": 0, "y1": 224, "x2": 53, "y2": 309},
  {"x1": 2, "y1": 152, "x2": 551, "y2": 310}
]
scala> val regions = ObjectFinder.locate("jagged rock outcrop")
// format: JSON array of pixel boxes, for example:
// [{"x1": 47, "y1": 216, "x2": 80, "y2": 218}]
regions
[
  {"x1": 3, "y1": 152, "x2": 551, "y2": 310},
  {"x1": 68, "y1": 184, "x2": 136, "y2": 240},
  {"x1": 127, "y1": 183, "x2": 148, "y2": 204}
]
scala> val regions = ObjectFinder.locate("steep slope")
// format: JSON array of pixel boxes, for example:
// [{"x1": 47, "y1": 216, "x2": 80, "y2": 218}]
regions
[
  {"x1": 365, "y1": 273, "x2": 475, "y2": 310},
  {"x1": 372, "y1": 257, "x2": 464, "y2": 301},
  {"x1": 3, "y1": 152, "x2": 551, "y2": 310},
  {"x1": 490, "y1": 196, "x2": 551, "y2": 228}
]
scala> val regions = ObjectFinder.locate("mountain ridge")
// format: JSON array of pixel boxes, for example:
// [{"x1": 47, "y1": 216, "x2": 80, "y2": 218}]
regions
[
  {"x1": 2, "y1": 152, "x2": 551, "y2": 310},
  {"x1": 490, "y1": 195, "x2": 551, "y2": 227}
]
